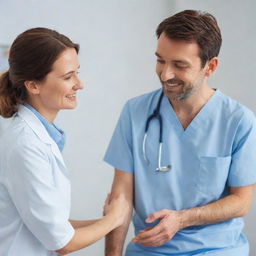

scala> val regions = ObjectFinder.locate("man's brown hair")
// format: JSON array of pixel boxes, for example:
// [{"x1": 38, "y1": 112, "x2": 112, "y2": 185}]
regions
[{"x1": 156, "y1": 10, "x2": 222, "y2": 68}]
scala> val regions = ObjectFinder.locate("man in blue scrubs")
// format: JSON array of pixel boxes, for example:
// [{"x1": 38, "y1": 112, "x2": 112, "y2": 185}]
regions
[{"x1": 104, "y1": 10, "x2": 256, "y2": 256}]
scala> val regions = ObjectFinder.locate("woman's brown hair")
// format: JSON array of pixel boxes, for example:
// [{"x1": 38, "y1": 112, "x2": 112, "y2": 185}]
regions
[{"x1": 0, "y1": 27, "x2": 79, "y2": 118}]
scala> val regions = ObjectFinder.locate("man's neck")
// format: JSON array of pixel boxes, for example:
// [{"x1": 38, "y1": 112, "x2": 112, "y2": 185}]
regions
[
  {"x1": 170, "y1": 85, "x2": 214, "y2": 114},
  {"x1": 169, "y1": 85, "x2": 215, "y2": 129}
]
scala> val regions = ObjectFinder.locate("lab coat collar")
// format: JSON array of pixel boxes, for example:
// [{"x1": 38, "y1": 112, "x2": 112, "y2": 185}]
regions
[{"x1": 17, "y1": 105, "x2": 66, "y2": 167}]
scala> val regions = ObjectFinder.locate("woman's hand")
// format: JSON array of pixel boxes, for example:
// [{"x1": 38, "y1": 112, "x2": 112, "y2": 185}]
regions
[
  {"x1": 56, "y1": 194, "x2": 130, "y2": 255},
  {"x1": 103, "y1": 193, "x2": 129, "y2": 228}
]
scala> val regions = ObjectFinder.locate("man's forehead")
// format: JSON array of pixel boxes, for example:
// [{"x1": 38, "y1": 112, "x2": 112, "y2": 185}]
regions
[{"x1": 156, "y1": 35, "x2": 201, "y2": 62}]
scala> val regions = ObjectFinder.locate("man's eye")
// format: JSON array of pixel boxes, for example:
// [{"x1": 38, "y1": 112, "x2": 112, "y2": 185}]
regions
[
  {"x1": 157, "y1": 59, "x2": 164, "y2": 64},
  {"x1": 175, "y1": 64, "x2": 187, "y2": 69},
  {"x1": 64, "y1": 76, "x2": 71, "y2": 80}
]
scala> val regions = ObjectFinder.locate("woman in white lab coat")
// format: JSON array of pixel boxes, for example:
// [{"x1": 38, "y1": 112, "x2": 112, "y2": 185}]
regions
[{"x1": 0, "y1": 28, "x2": 128, "y2": 255}]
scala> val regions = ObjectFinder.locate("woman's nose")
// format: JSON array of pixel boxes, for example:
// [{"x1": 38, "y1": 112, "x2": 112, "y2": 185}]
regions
[{"x1": 73, "y1": 77, "x2": 84, "y2": 90}]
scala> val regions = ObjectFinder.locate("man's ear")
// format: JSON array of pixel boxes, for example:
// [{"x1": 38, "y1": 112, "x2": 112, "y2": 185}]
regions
[
  {"x1": 24, "y1": 81, "x2": 40, "y2": 95},
  {"x1": 205, "y1": 57, "x2": 218, "y2": 77}
]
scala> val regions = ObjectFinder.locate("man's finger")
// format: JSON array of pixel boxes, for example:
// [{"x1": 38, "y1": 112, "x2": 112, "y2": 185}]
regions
[
  {"x1": 133, "y1": 223, "x2": 162, "y2": 240},
  {"x1": 145, "y1": 209, "x2": 169, "y2": 223},
  {"x1": 135, "y1": 233, "x2": 168, "y2": 247},
  {"x1": 138, "y1": 226, "x2": 153, "y2": 233}
]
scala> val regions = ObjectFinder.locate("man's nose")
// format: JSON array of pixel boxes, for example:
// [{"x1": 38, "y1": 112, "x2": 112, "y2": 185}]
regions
[{"x1": 161, "y1": 66, "x2": 175, "y2": 82}]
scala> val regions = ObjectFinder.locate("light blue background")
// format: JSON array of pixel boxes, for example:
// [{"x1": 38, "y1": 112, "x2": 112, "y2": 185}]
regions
[{"x1": 0, "y1": 1, "x2": 255, "y2": 255}]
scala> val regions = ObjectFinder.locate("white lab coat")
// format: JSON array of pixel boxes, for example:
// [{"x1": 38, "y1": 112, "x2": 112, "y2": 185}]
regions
[{"x1": 0, "y1": 105, "x2": 74, "y2": 256}]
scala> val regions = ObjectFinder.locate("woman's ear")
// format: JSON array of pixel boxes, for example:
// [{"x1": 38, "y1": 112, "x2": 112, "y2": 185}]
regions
[{"x1": 24, "y1": 81, "x2": 40, "y2": 95}]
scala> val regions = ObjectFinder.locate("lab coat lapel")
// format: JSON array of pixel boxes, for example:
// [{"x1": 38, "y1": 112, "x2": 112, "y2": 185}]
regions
[{"x1": 17, "y1": 105, "x2": 66, "y2": 168}]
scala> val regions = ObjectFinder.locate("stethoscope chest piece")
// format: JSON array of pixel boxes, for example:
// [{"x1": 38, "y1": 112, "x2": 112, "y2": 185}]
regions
[{"x1": 156, "y1": 164, "x2": 172, "y2": 172}]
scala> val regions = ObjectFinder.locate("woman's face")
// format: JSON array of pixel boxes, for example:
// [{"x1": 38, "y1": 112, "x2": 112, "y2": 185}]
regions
[{"x1": 34, "y1": 47, "x2": 83, "y2": 120}]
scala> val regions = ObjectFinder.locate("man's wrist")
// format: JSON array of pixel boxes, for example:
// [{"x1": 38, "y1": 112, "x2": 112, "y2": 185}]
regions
[
  {"x1": 178, "y1": 207, "x2": 201, "y2": 229},
  {"x1": 105, "y1": 236, "x2": 123, "y2": 256},
  {"x1": 105, "y1": 248, "x2": 122, "y2": 256}
]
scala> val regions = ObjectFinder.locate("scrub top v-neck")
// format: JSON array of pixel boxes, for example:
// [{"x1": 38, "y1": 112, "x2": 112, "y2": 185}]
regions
[{"x1": 161, "y1": 89, "x2": 218, "y2": 135}]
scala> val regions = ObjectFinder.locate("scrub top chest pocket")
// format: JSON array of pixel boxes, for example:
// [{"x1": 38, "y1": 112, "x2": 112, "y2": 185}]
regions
[{"x1": 196, "y1": 156, "x2": 232, "y2": 197}]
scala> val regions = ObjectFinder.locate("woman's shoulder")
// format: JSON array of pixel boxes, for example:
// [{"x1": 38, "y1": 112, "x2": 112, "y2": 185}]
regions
[{"x1": 0, "y1": 115, "x2": 48, "y2": 157}]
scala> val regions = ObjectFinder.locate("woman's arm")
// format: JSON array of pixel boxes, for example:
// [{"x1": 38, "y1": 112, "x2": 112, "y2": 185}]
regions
[
  {"x1": 56, "y1": 194, "x2": 129, "y2": 255},
  {"x1": 69, "y1": 219, "x2": 98, "y2": 228}
]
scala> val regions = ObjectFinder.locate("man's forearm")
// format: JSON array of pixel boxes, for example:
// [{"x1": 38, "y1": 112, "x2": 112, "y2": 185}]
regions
[
  {"x1": 105, "y1": 169, "x2": 134, "y2": 256},
  {"x1": 133, "y1": 186, "x2": 254, "y2": 247},
  {"x1": 105, "y1": 208, "x2": 133, "y2": 256},
  {"x1": 180, "y1": 186, "x2": 254, "y2": 229}
]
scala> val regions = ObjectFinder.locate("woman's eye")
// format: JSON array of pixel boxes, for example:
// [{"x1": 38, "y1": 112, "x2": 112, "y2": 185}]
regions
[{"x1": 64, "y1": 76, "x2": 71, "y2": 80}]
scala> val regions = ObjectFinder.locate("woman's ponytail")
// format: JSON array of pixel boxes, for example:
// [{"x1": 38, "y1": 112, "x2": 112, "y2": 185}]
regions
[{"x1": 0, "y1": 71, "x2": 18, "y2": 118}]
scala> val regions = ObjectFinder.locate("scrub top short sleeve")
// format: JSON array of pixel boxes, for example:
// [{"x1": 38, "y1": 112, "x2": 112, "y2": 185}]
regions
[
  {"x1": 6, "y1": 139, "x2": 74, "y2": 251},
  {"x1": 228, "y1": 109, "x2": 256, "y2": 186},
  {"x1": 104, "y1": 101, "x2": 134, "y2": 173}
]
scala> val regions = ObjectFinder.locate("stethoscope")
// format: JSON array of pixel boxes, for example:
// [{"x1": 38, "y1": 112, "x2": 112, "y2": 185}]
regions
[{"x1": 142, "y1": 90, "x2": 172, "y2": 172}]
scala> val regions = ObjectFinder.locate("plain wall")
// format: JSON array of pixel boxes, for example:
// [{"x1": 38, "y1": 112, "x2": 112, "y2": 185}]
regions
[{"x1": 0, "y1": 0, "x2": 255, "y2": 255}]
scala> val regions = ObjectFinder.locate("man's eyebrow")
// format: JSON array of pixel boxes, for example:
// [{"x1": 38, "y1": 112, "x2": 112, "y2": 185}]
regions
[
  {"x1": 155, "y1": 53, "x2": 190, "y2": 65},
  {"x1": 172, "y1": 60, "x2": 190, "y2": 65},
  {"x1": 155, "y1": 52, "x2": 162, "y2": 58}
]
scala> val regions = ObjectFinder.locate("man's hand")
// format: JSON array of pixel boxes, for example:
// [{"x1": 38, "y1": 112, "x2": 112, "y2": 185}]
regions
[
  {"x1": 131, "y1": 185, "x2": 254, "y2": 248},
  {"x1": 132, "y1": 209, "x2": 182, "y2": 247}
]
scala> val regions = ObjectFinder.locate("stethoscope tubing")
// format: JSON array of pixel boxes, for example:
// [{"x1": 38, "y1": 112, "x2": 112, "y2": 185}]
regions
[{"x1": 142, "y1": 91, "x2": 171, "y2": 172}]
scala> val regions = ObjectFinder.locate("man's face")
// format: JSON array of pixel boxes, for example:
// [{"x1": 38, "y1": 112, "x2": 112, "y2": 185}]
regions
[{"x1": 155, "y1": 33, "x2": 208, "y2": 101}]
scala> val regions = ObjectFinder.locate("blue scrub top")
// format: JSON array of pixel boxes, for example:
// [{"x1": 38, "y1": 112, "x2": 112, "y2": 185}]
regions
[{"x1": 104, "y1": 89, "x2": 256, "y2": 255}]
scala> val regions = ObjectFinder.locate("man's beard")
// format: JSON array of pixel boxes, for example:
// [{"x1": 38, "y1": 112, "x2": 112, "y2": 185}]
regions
[{"x1": 160, "y1": 75, "x2": 203, "y2": 101}]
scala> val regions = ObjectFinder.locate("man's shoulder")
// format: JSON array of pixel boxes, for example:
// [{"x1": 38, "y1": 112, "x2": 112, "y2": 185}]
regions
[{"x1": 217, "y1": 90, "x2": 255, "y2": 123}]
